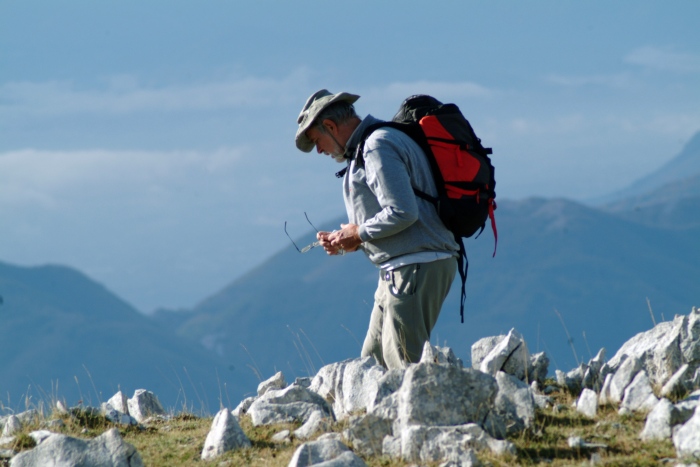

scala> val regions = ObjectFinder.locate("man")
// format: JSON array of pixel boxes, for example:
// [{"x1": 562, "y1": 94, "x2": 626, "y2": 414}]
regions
[{"x1": 295, "y1": 89, "x2": 459, "y2": 369}]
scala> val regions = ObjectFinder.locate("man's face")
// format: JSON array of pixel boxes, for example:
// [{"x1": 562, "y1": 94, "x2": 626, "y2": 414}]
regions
[{"x1": 306, "y1": 123, "x2": 345, "y2": 163}]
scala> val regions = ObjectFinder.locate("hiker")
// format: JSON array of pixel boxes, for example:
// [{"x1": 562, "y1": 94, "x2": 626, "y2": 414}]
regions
[{"x1": 295, "y1": 89, "x2": 460, "y2": 369}]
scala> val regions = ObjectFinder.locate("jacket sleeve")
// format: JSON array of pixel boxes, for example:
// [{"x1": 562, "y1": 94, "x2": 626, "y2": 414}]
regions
[{"x1": 357, "y1": 130, "x2": 419, "y2": 241}]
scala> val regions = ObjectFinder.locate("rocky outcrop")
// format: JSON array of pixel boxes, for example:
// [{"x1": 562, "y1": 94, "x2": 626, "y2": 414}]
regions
[
  {"x1": 201, "y1": 408, "x2": 251, "y2": 460},
  {"x1": 9, "y1": 428, "x2": 143, "y2": 467}
]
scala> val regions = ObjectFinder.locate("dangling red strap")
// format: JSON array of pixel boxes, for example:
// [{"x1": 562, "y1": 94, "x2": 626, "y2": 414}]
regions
[{"x1": 489, "y1": 199, "x2": 498, "y2": 257}]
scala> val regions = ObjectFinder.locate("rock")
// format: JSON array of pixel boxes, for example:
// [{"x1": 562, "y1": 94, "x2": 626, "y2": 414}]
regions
[
  {"x1": 582, "y1": 348, "x2": 606, "y2": 391},
  {"x1": 474, "y1": 329, "x2": 531, "y2": 381},
  {"x1": 439, "y1": 449, "x2": 482, "y2": 467},
  {"x1": 567, "y1": 436, "x2": 608, "y2": 450},
  {"x1": 599, "y1": 373, "x2": 614, "y2": 406},
  {"x1": 397, "y1": 424, "x2": 516, "y2": 463},
  {"x1": 661, "y1": 363, "x2": 692, "y2": 398},
  {"x1": 247, "y1": 384, "x2": 334, "y2": 427},
  {"x1": 44, "y1": 419, "x2": 65, "y2": 429},
  {"x1": 675, "y1": 391, "x2": 700, "y2": 425},
  {"x1": 471, "y1": 335, "x2": 503, "y2": 369},
  {"x1": 101, "y1": 403, "x2": 137, "y2": 426},
  {"x1": 577, "y1": 388, "x2": 598, "y2": 418},
  {"x1": 607, "y1": 310, "x2": 698, "y2": 388},
  {"x1": 108, "y1": 391, "x2": 130, "y2": 415},
  {"x1": 271, "y1": 430, "x2": 291, "y2": 443},
  {"x1": 487, "y1": 372, "x2": 536, "y2": 437},
  {"x1": 395, "y1": 362, "x2": 497, "y2": 431},
  {"x1": 2, "y1": 416, "x2": 21, "y2": 437},
  {"x1": 10, "y1": 428, "x2": 143, "y2": 467},
  {"x1": 673, "y1": 406, "x2": 700, "y2": 459},
  {"x1": 420, "y1": 342, "x2": 463, "y2": 367},
  {"x1": 557, "y1": 364, "x2": 587, "y2": 395},
  {"x1": 201, "y1": 408, "x2": 251, "y2": 460},
  {"x1": 287, "y1": 438, "x2": 366, "y2": 467},
  {"x1": 127, "y1": 389, "x2": 166, "y2": 423},
  {"x1": 528, "y1": 352, "x2": 550, "y2": 386},
  {"x1": 342, "y1": 413, "x2": 393, "y2": 457},
  {"x1": 609, "y1": 356, "x2": 642, "y2": 404},
  {"x1": 294, "y1": 377, "x2": 312, "y2": 388},
  {"x1": 257, "y1": 371, "x2": 287, "y2": 396},
  {"x1": 366, "y1": 369, "x2": 404, "y2": 413},
  {"x1": 309, "y1": 356, "x2": 386, "y2": 420},
  {"x1": 28, "y1": 430, "x2": 54, "y2": 444},
  {"x1": 55, "y1": 400, "x2": 69, "y2": 415},
  {"x1": 293, "y1": 409, "x2": 333, "y2": 440},
  {"x1": 640, "y1": 398, "x2": 677, "y2": 441},
  {"x1": 232, "y1": 396, "x2": 257, "y2": 417},
  {"x1": 619, "y1": 371, "x2": 659, "y2": 413}
]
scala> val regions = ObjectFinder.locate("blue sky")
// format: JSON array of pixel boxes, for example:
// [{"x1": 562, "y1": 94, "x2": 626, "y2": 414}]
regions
[{"x1": 1, "y1": 1, "x2": 699, "y2": 312}]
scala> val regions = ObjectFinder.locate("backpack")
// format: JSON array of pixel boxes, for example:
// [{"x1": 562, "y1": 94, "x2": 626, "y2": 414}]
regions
[{"x1": 346, "y1": 95, "x2": 497, "y2": 323}]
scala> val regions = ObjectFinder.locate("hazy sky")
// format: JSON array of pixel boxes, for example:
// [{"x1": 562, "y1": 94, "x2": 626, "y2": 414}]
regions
[{"x1": 1, "y1": 1, "x2": 699, "y2": 312}]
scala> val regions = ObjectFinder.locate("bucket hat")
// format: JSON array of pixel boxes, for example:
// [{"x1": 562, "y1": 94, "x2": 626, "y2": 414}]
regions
[{"x1": 295, "y1": 89, "x2": 360, "y2": 152}]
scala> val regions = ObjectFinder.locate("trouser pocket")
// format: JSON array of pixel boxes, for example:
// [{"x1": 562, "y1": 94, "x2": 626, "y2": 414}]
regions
[{"x1": 386, "y1": 263, "x2": 420, "y2": 298}]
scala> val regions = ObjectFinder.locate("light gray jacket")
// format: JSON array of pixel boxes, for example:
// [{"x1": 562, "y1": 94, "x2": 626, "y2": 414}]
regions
[{"x1": 343, "y1": 115, "x2": 459, "y2": 265}]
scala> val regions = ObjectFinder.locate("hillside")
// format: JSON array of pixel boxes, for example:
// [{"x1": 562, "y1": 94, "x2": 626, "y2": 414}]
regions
[
  {"x1": 0, "y1": 262, "x2": 254, "y2": 411},
  {"x1": 596, "y1": 129, "x2": 700, "y2": 204},
  {"x1": 155, "y1": 196, "x2": 699, "y2": 382}
]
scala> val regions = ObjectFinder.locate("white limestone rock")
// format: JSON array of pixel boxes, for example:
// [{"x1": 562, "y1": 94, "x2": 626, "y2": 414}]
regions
[
  {"x1": 576, "y1": 388, "x2": 598, "y2": 418},
  {"x1": 232, "y1": 396, "x2": 257, "y2": 417},
  {"x1": 257, "y1": 371, "x2": 287, "y2": 396},
  {"x1": 247, "y1": 384, "x2": 333, "y2": 427},
  {"x1": 107, "y1": 391, "x2": 130, "y2": 415},
  {"x1": 640, "y1": 398, "x2": 677, "y2": 441},
  {"x1": 474, "y1": 329, "x2": 531, "y2": 381},
  {"x1": 420, "y1": 342, "x2": 463, "y2": 367},
  {"x1": 201, "y1": 408, "x2": 251, "y2": 460},
  {"x1": 10, "y1": 428, "x2": 143, "y2": 467},
  {"x1": 127, "y1": 389, "x2": 165, "y2": 423},
  {"x1": 673, "y1": 405, "x2": 700, "y2": 459},
  {"x1": 2, "y1": 416, "x2": 21, "y2": 437},
  {"x1": 293, "y1": 409, "x2": 333, "y2": 440},
  {"x1": 619, "y1": 371, "x2": 659, "y2": 413},
  {"x1": 487, "y1": 371, "x2": 536, "y2": 437},
  {"x1": 609, "y1": 356, "x2": 642, "y2": 404},
  {"x1": 101, "y1": 403, "x2": 137, "y2": 426},
  {"x1": 395, "y1": 362, "x2": 498, "y2": 432},
  {"x1": 308, "y1": 356, "x2": 387, "y2": 420},
  {"x1": 342, "y1": 413, "x2": 394, "y2": 457},
  {"x1": 397, "y1": 424, "x2": 516, "y2": 463},
  {"x1": 287, "y1": 438, "x2": 366, "y2": 467},
  {"x1": 607, "y1": 310, "x2": 699, "y2": 388},
  {"x1": 661, "y1": 363, "x2": 693, "y2": 398}
]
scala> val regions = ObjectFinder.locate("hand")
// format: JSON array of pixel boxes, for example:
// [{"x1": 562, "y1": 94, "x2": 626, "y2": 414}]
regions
[
  {"x1": 329, "y1": 223, "x2": 362, "y2": 253},
  {"x1": 316, "y1": 230, "x2": 344, "y2": 256}
]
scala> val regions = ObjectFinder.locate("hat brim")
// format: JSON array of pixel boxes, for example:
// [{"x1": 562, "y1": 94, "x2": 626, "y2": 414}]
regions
[{"x1": 295, "y1": 91, "x2": 360, "y2": 152}]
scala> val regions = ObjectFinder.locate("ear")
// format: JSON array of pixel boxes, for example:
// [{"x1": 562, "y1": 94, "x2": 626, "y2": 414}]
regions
[{"x1": 322, "y1": 119, "x2": 338, "y2": 135}]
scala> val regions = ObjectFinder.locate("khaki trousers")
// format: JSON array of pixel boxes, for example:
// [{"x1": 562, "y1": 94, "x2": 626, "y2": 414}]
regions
[{"x1": 360, "y1": 256, "x2": 457, "y2": 369}]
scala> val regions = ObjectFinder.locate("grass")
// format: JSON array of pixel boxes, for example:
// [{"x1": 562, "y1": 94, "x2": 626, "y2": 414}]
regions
[{"x1": 0, "y1": 383, "x2": 682, "y2": 467}]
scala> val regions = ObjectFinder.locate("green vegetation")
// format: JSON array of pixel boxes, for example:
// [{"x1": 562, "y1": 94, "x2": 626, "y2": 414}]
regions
[{"x1": 1, "y1": 384, "x2": 682, "y2": 467}]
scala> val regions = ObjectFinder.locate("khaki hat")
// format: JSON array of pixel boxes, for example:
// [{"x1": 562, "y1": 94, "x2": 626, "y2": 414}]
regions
[{"x1": 295, "y1": 89, "x2": 360, "y2": 152}]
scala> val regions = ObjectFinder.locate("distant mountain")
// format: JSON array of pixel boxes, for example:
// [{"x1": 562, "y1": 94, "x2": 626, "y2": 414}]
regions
[
  {"x1": 597, "y1": 130, "x2": 700, "y2": 204},
  {"x1": 0, "y1": 262, "x2": 256, "y2": 412},
  {"x1": 156, "y1": 195, "x2": 700, "y2": 380},
  {"x1": 602, "y1": 174, "x2": 700, "y2": 228}
]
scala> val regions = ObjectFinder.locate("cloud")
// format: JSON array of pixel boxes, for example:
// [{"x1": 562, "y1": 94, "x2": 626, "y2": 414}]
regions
[
  {"x1": 0, "y1": 69, "x2": 312, "y2": 116},
  {"x1": 0, "y1": 148, "x2": 245, "y2": 209},
  {"x1": 363, "y1": 80, "x2": 493, "y2": 105},
  {"x1": 624, "y1": 46, "x2": 700, "y2": 73},
  {"x1": 545, "y1": 73, "x2": 635, "y2": 89}
]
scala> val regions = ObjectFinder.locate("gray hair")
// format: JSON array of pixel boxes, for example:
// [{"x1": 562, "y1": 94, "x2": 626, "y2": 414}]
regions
[{"x1": 312, "y1": 101, "x2": 359, "y2": 132}]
